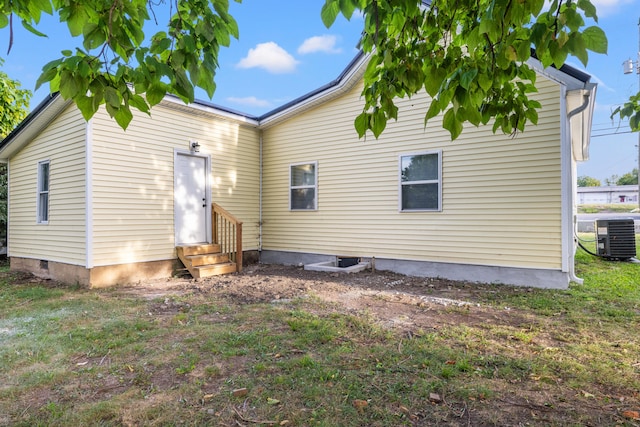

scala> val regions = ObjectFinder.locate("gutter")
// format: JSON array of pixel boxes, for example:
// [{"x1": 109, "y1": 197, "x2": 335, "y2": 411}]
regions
[
  {"x1": 567, "y1": 90, "x2": 592, "y2": 121},
  {"x1": 565, "y1": 87, "x2": 593, "y2": 286}
]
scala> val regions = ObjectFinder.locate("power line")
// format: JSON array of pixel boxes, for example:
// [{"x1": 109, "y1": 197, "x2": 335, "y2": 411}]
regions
[{"x1": 591, "y1": 130, "x2": 636, "y2": 138}]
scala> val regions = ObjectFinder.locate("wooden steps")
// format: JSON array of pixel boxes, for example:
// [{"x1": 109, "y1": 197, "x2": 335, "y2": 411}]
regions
[{"x1": 176, "y1": 244, "x2": 237, "y2": 279}]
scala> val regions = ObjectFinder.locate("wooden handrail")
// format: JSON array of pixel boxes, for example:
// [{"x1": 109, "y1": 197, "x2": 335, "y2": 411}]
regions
[{"x1": 212, "y1": 203, "x2": 243, "y2": 272}]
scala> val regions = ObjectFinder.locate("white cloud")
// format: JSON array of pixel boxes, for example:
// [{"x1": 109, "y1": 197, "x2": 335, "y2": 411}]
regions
[
  {"x1": 226, "y1": 96, "x2": 272, "y2": 108},
  {"x1": 298, "y1": 35, "x2": 342, "y2": 55},
  {"x1": 236, "y1": 42, "x2": 299, "y2": 74},
  {"x1": 590, "y1": 0, "x2": 636, "y2": 17}
]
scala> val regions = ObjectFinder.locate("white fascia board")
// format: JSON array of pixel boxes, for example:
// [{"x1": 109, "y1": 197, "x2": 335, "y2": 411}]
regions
[
  {"x1": 160, "y1": 96, "x2": 260, "y2": 127},
  {"x1": 0, "y1": 95, "x2": 72, "y2": 160},
  {"x1": 526, "y1": 57, "x2": 590, "y2": 90}
]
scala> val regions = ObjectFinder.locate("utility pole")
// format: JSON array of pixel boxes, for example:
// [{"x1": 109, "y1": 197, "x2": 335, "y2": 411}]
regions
[{"x1": 622, "y1": 17, "x2": 640, "y2": 210}]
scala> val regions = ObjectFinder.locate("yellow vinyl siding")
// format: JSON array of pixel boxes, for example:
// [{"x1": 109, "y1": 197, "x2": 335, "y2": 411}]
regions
[
  {"x1": 90, "y1": 104, "x2": 259, "y2": 267},
  {"x1": 8, "y1": 105, "x2": 86, "y2": 265},
  {"x1": 262, "y1": 76, "x2": 563, "y2": 269}
]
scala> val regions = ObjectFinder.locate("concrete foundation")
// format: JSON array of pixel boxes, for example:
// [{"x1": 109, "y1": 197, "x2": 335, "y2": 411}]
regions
[
  {"x1": 11, "y1": 257, "x2": 91, "y2": 285},
  {"x1": 260, "y1": 250, "x2": 570, "y2": 289},
  {"x1": 10, "y1": 257, "x2": 179, "y2": 288},
  {"x1": 10, "y1": 250, "x2": 260, "y2": 288}
]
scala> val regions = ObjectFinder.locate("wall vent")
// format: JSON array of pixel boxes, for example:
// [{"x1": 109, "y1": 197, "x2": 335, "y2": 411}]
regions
[{"x1": 595, "y1": 218, "x2": 637, "y2": 260}]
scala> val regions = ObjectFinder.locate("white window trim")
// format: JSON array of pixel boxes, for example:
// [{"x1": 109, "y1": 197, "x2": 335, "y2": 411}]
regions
[
  {"x1": 289, "y1": 161, "x2": 318, "y2": 211},
  {"x1": 398, "y1": 150, "x2": 442, "y2": 212},
  {"x1": 37, "y1": 159, "x2": 50, "y2": 224}
]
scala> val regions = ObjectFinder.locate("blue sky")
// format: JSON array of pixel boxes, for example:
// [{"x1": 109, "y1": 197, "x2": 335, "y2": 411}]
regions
[{"x1": 1, "y1": 0, "x2": 639, "y2": 183}]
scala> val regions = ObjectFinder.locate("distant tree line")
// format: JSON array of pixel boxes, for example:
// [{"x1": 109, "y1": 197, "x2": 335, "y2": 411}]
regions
[{"x1": 578, "y1": 169, "x2": 639, "y2": 187}]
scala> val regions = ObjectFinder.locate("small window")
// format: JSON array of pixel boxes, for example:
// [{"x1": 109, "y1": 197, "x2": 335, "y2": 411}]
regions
[
  {"x1": 290, "y1": 162, "x2": 317, "y2": 210},
  {"x1": 400, "y1": 151, "x2": 441, "y2": 211},
  {"x1": 37, "y1": 160, "x2": 50, "y2": 223}
]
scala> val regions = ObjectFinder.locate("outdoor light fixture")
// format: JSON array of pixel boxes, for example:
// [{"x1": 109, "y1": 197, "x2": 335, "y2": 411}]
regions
[
  {"x1": 621, "y1": 17, "x2": 640, "y2": 210},
  {"x1": 190, "y1": 140, "x2": 200, "y2": 153}
]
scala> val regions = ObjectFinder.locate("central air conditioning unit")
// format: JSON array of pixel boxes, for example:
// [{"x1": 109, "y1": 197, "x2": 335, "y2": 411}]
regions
[{"x1": 595, "y1": 218, "x2": 637, "y2": 260}]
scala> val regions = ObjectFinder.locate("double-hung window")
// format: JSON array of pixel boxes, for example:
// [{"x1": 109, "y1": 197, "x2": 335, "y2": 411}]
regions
[
  {"x1": 399, "y1": 151, "x2": 441, "y2": 211},
  {"x1": 290, "y1": 162, "x2": 317, "y2": 210},
  {"x1": 37, "y1": 160, "x2": 50, "y2": 224}
]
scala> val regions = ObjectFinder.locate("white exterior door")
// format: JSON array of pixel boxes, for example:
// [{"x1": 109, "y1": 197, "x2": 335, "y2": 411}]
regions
[{"x1": 174, "y1": 152, "x2": 210, "y2": 245}]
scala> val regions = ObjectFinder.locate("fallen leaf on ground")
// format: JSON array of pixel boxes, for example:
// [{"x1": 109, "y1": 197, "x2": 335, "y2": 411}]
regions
[
  {"x1": 232, "y1": 388, "x2": 248, "y2": 397},
  {"x1": 267, "y1": 398, "x2": 280, "y2": 405},
  {"x1": 622, "y1": 410, "x2": 640, "y2": 420},
  {"x1": 353, "y1": 399, "x2": 368, "y2": 411}
]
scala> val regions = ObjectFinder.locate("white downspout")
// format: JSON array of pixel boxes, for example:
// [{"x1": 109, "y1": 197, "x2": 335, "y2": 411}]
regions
[
  {"x1": 565, "y1": 88, "x2": 593, "y2": 285},
  {"x1": 258, "y1": 130, "x2": 263, "y2": 257}
]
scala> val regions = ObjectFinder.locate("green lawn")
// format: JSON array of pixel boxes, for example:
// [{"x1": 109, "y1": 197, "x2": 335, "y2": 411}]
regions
[{"x1": 0, "y1": 241, "x2": 639, "y2": 426}]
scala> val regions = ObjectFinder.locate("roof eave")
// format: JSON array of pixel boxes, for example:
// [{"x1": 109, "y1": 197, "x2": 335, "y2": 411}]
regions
[
  {"x1": 0, "y1": 93, "x2": 72, "y2": 160},
  {"x1": 257, "y1": 51, "x2": 369, "y2": 129}
]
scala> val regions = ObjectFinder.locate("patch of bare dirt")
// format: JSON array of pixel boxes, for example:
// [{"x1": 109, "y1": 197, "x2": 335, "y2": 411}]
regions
[{"x1": 123, "y1": 263, "x2": 542, "y2": 333}]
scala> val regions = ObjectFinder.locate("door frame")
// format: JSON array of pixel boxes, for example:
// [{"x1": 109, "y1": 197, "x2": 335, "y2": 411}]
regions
[{"x1": 173, "y1": 149, "x2": 212, "y2": 245}]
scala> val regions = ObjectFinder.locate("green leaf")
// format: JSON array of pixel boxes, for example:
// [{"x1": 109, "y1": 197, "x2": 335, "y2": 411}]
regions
[
  {"x1": 425, "y1": 99, "x2": 441, "y2": 122},
  {"x1": 213, "y1": 24, "x2": 231, "y2": 46},
  {"x1": 568, "y1": 34, "x2": 588, "y2": 66},
  {"x1": 321, "y1": 0, "x2": 341, "y2": 28},
  {"x1": 65, "y1": 7, "x2": 87, "y2": 37},
  {"x1": 114, "y1": 106, "x2": 133, "y2": 130},
  {"x1": 563, "y1": 7, "x2": 585, "y2": 32},
  {"x1": 59, "y1": 71, "x2": 80, "y2": 98},
  {"x1": 459, "y1": 68, "x2": 478, "y2": 90},
  {"x1": 371, "y1": 109, "x2": 387, "y2": 138},
  {"x1": 128, "y1": 94, "x2": 150, "y2": 114},
  {"x1": 146, "y1": 83, "x2": 166, "y2": 106},
  {"x1": 104, "y1": 87, "x2": 120, "y2": 108},
  {"x1": 354, "y1": 112, "x2": 369, "y2": 138},
  {"x1": 21, "y1": 19, "x2": 48, "y2": 37},
  {"x1": 32, "y1": 0, "x2": 54, "y2": 15},
  {"x1": 75, "y1": 95, "x2": 101, "y2": 121},
  {"x1": 461, "y1": 106, "x2": 482, "y2": 126},
  {"x1": 197, "y1": 69, "x2": 216, "y2": 98},
  {"x1": 150, "y1": 36, "x2": 172, "y2": 54},
  {"x1": 549, "y1": 42, "x2": 568, "y2": 67},
  {"x1": 338, "y1": 0, "x2": 357, "y2": 20},
  {"x1": 35, "y1": 67, "x2": 59, "y2": 90},
  {"x1": 477, "y1": 73, "x2": 492, "y2": 92},
  {"x1": 424, "y1": 66, "x2": 446, "y2": 97},
  {"x1": 0, "y1": 14, "x2": 9, "y2": 29},
  {"x1": 525, "y1": 107, "x2": 539, "y2": 125},
  {"x1": 442, "y1": 108, "x2": 463, "y2": 140},
  {"x1": 581, "y1": 26, "x2": 607, "y2": 54},
  {"x1": 629, "y1": 113, "x2": 640, "y2": 131},
  {"x1": 174, "y1": 68, "x2": 194, "y2": 102},
  {"x1": 83, "y1": 23, "x2": 106, "y2": 50},
  {"x1": 578, "y1": 0, "x2": 598, "y2": 20}
]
